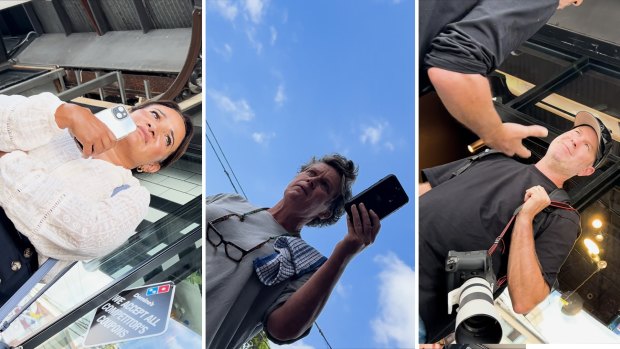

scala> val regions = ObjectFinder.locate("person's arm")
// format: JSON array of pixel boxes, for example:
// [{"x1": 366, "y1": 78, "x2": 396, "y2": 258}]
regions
[
  {"x1": 419, "y1": 182, "x2": 432, "y2": 196},
  {"x1": 266, "y1": 203, "x2": 380, "y2": 341},
  {"x1": 506, "y1": 185, "x2": 551, "y2": 314},
  {"x1": 0, "y1": 93, "x2": 116, "y2": 157},
  {"x1": 428, "y1": 68, "x2": 548, "y2": 159},
  {"x1": 0, "y1": 93, "x2": 65, "y2": 152},
  {"x1": 0, "y1": 150, "x2": 149, "y2": 260}
]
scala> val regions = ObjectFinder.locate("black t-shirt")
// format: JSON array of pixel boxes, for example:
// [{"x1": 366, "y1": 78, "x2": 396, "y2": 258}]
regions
[
  {"x1": 419, "y1": 0, "x2": 557, "y2": 94},
  {"x1": 419, "y1": 154, "x2": 580, "y2": 342}
]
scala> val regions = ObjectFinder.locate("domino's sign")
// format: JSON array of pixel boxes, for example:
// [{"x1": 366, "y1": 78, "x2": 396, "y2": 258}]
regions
[
  {"x1": 146, "y1": 284, "x2": 171, "y2": 296},
  {"x1": 83, "y1": 281, "x2": 175, "y2": 347}
]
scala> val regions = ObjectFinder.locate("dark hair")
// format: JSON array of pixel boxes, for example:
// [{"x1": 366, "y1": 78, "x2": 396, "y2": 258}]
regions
[
  {"x1": 300, "y1": 154, "x2": 358, "y2": 227},
  {"x1": 131, "y1": 100, "x2": 194, "y2": 170}
]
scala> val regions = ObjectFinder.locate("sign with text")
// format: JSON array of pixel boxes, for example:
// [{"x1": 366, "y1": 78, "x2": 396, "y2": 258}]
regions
[{"x1": 83, "y1": 281, "x2": 175, "y2": 347}]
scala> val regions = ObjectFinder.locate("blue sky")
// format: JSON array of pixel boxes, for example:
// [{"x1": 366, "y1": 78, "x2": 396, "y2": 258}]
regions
[{"x1": 206, "y1": 1, "x2": 414, "y2": 348}]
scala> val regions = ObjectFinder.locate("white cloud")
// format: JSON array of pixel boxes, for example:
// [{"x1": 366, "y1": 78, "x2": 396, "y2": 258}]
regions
[
  {"x1": 209, "y1": 0, "x2": 238, "y2": 21},
  {"x1": 274, "y1": 83, "x2": 286, "y2": 107},
  {"x1": 269, "y1": 340, "x2": 315, "y2": 349},
  {"x1": 282, "y1": 10, "x2": 288, "y2": 24},
  {"x1": 252, "y1": 131, "x2": 275, "y2": 144},
  {"x1": 246, "y1": 28, "x2": 263, "y2": 54},
  {"x1": 360, "y1": 124, "x2": 383, "y2": 145},
  {"x1": 371, "y1": 252, "x2": 415, "y2": 349},
  {"x1": 360, "y1": 121, "x2": 389, "y2": 145},
  {"x1": 208, "y1": 90, "x2": 254, "y2": 122},
  {"x1": 270, "y1": 26, "x2": 278, "y2": 45},
  {"x1": 335, "y1": 282, "x2": 351, "y2": 299},
  {"x1": 213, "y1": 43, "x2": 233, "y2": 59},
  {"x1": 245, "y1": 0, "x2": 268, "y2": 24},
  {"x1": 359, "y1": 121, "x2": 397, "y2": 151}
]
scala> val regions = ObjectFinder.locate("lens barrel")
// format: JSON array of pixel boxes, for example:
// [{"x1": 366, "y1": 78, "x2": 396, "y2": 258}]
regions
[{"x1": 452, "y1": 277, "x2": 502, "y2": 344}]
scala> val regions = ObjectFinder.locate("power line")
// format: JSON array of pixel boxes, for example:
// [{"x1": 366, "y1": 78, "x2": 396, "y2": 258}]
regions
[
  {"x1": 205, "y1": 120, "x2": 247, "y2": 198},
  {"x1": 314, "y1": 321, "x2": 333, "y2": 349},
  {"x1": 205, "y1": 124, "x2": 240, "y2": 196}
]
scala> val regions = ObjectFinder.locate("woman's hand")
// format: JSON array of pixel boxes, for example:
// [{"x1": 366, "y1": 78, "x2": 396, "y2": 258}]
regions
[
  {"x1": 343, "y1": 203, "x2": 381, "y2": 255},
  {"x1": 54, "y1": 103, "x2": 117, "y2": 157}
]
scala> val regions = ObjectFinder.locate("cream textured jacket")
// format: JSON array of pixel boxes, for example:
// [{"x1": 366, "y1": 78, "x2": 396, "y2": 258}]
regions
[{"x1": 0, "y1": 93, "x2": 150, "y2": 278}]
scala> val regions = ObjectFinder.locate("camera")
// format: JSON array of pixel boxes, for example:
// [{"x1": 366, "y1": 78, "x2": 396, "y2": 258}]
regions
[{"x1": 446, "y1": 250, "x2": 502, "y2": 344}]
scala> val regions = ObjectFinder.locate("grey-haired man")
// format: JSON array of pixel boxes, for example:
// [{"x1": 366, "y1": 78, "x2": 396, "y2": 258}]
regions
[{"x1": 205, "y1": 154, "x2": 381, "y2": 348}]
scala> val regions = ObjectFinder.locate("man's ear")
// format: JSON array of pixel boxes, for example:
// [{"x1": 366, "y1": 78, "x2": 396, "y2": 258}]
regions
[
  {"x1": 140, "y1": 162, "x2": 161, "y2": 173},
  {"x1": 318, "y1": 209, "x2": 333, "y2": 220},
  {"x1": 577, "y1": 165, "x2": 595, "y2": 177}
]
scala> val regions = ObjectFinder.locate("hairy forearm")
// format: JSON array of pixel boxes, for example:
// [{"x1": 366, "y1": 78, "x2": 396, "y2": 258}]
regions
[
  {"x1": 428, "y1": 67, "x2": 502, "y2": 142},
  {"x1": 266, "y1": 240, "x2": 357, "y2": 341},
  {"x1": 507, "y1": 214, "x2": 550, "y2": 314}
]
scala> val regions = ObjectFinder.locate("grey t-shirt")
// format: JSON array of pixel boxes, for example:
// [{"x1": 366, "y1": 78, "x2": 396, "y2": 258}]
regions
[{"x1": 205, "y1": 194, "x2": 312, "y2": 349}]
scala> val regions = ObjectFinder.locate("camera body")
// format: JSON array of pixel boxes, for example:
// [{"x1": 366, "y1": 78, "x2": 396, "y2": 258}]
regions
[
  {"x1": 446, "y1": 250, "x2": 496, "y2": 298},
  {"x1": 445, "y1": 250, "x2": 502, "y2": 344}
]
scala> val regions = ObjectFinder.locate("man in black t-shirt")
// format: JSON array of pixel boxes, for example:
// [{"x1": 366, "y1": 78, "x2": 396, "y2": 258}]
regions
[
  {"x1": 418, "y1": 111, "x2": 612, "y2": 343},
  {"x1": 420, "y1": 0, "x2": 584, "y2": 159}
]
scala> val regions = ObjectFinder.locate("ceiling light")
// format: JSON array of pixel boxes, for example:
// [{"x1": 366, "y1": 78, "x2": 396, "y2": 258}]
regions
[
  {"x1": 584, "y1": 238, "x2": 600, "y2": 255},
  {"x1": 592, "y1": 219, "x2": 603, "y2": 229}
]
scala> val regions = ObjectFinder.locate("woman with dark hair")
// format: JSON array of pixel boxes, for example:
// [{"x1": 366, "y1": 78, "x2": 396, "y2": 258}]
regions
[{"x1": 0, "y1": 92, "x2": 194, "y2": 306}]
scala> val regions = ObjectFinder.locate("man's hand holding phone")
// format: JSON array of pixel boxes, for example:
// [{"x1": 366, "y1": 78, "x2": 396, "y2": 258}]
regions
[
  {"x1": 55, "y1": 103, "x2": 117, "y2": 157},
  {"x1": 344, "y1": 203, "x2": 381, "y2": 254},
  {"x1": 341, "y1": 174, "x2": 409, "y2": 255}
]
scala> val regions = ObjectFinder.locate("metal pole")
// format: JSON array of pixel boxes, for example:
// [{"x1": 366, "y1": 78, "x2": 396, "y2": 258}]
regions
[
  {"x1": 115, "y1": 71, "x2": 127, "y2": 105},
  {"x1": 74, "y1": 69, "x2": 81, "y2": 85},
  {"x1": 143, "y1": 79, "x2": 152, "y2": 100},
  {"x1": 95, "y1": 71, "x2": 105, "y2": 100}
]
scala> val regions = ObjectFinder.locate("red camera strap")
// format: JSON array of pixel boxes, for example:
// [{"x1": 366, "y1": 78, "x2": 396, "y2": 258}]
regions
[
  {"x1": 487, "y1": 201, "x2": 577, "y2": 257},
  {"x1": 489, "y1": 200, "x2": 576, "y2": 288}
]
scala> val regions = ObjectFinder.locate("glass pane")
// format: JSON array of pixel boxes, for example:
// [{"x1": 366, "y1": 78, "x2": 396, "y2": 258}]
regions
[{"x1": 0, "y1": 143, "x2": 203, "y2": 347}]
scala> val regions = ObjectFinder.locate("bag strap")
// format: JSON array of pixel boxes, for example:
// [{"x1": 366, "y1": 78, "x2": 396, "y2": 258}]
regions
[
  {"x1": 488, "y1": 188, "x2": 576, "y2": 289},
  {"x1": 450, "y1": 149, "x2": 502, "y2": 179},
  {"x1": 488, "y1": 188, "x2": 575, "y2": 257}
]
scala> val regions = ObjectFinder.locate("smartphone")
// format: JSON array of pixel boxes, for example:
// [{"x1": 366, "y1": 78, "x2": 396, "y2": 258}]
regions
[
  {"x1": 74, "y1": 105, "x2": 137, "y2": 151},
  {"x1": 345, "y1": 174, "x2": 409, "y2": 221},
  {"x1": 95, "y1": 105, "x2": 137, "y2": 140}
]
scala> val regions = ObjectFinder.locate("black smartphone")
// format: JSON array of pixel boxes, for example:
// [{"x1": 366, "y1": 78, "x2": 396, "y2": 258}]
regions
[{"x1": 345, "y1": 174, "x2": 409, "y2": 221}]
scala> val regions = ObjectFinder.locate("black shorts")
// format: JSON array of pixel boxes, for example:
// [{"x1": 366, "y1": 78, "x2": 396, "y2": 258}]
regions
[{"x1": 0, "y1": 207, "x2": 38, "y2": 307}]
